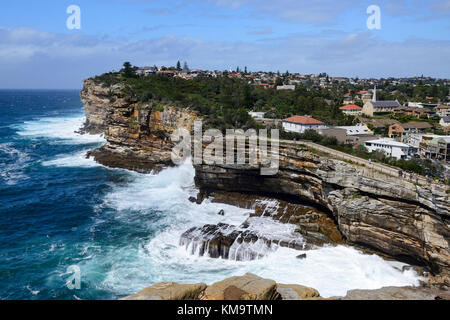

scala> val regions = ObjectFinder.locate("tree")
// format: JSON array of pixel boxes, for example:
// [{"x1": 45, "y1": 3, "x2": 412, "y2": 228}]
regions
[
  {"x1": 122, "y1": 61, "x2": 136, "y2": 78},
  {"x1": 244, "y1": 66, "x2": 248, "y2": 73},
  {"x1": 176, "y1": 60, "x2": 181, "y2": 70},
  {"x1": 183, "y1": 61, "x2": 189, "y2": 72},
  {"x1": 275, "y1": 77, "x2": 284, "y2": 86}
]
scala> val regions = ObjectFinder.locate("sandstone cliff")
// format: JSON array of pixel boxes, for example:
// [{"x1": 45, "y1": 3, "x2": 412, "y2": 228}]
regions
[
  {"x1": 80, "y1": 78, "x2": 450, "y2": 284},
  {"x1": 81, "y1": 78, "x2": 199, "y2": 171},
  {"x1": 194, "y1": 144, "x2": 450, "y2": 281}
]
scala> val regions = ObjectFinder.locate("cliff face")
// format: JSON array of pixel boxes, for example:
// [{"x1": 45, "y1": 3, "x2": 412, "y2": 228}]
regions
[
  {"x1": 81, "y1": 78, "x2": 450, "y2": 282},
  {"x1": 81, "y1": 79, "x2": 199, "y2": 171},
  {"x1": 194, "y1": 145, "x2": 450, "y2": 280}
]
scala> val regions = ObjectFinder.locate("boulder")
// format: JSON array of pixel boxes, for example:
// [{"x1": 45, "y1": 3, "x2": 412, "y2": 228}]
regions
[
  {"x1": 120, "y1": 282, "x2": 207, "y2": 300},
  {"x1": 201, "y1": 273, "x2": 279, "y2": 300},
  {"x1": 340, "y1": 286, "x2": 450, "y2": 300},
  {"x1": 188, "y1": 196, "x2": 197, "y2": 203},
  {"x1": 276, "y1": 284, "x2": 321, "y2": 300}
]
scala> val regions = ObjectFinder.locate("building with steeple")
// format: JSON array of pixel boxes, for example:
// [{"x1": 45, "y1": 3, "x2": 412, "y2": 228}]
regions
[{"x1": 362, "y1": 85, "x2": 400, "y2": 116}]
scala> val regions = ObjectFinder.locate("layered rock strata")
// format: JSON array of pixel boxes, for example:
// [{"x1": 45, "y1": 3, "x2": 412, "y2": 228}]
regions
[{"x1": 81, "y1": 79, "x2": 450, "y2": 282}]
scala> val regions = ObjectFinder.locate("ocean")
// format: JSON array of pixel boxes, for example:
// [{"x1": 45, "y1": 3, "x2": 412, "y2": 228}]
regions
[{"x1": 0, "y1": 90, "x2": 422, "y2": 300}]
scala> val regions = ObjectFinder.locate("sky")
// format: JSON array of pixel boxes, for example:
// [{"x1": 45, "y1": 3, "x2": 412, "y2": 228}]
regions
[{"x1": 0, "y1": 0, "x2": 449, "y2": 89}]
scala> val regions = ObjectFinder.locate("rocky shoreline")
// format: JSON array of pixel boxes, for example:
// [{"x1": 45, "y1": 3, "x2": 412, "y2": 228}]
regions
[
  {"x1": 80, "y1": 78, "x2": 450, "y2": 298},
  {"x1": 121, "y1": 273, "x2": 449, "y2": 300}
]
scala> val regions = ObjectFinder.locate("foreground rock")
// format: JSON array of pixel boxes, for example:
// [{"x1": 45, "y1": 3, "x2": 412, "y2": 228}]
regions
[
  {"x1": 276, "y1": 284, "x2": 320, "y2": 300},
  {"x1": 120, "y1": 274, "x2": 450, "y2": 300},
  {"x1": 339, "y1": 286, "x2": 450, "y2": 300},
  {"x1": 200, "y1": 273, "x2": 279, "y2": 300},
  {"x1": 120, "y1": 282, "x2": 207, "y2": 300}
]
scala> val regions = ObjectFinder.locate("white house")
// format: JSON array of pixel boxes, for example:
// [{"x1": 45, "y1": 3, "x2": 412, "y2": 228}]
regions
[
  {"x1": 336, "y1": 125, "x2": 372, "y2": 136},
  {"x1": 339, "y1": 104, "x2": 362, "y2": 116},
  {"x1": 364, "y1": 139, "x2": 411, "y2": 160},
  {"x1": 440, "y1": 116, "x2": 450, "y2": 128},
  {"x1": 436, "y1": 105, "x2": 450, "y2": 118},
  {"x1": 248, "y1": 111, "x2": 266, "y2": 119},
  {"x1": 277, "y1": 85, "x2": 295, "y2": 91},
  {"x1": 282, "y1": 116, "x2": 326, "y2": 134}
]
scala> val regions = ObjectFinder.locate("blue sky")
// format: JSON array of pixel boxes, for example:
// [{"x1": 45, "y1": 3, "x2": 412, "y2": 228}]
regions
[{"x1": 0, "y1": 0, "x2": 449, "y2": 88}]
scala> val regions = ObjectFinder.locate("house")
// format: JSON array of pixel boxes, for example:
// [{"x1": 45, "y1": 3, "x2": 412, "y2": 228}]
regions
[
  {"x1": 388, "y1": 122, "x2": 433, "y2": 138},
  {"x1": 393, "y1": 106, "x2": 434, "y2": 119},
  {"x1": 437, "y1": 137, "x2": 450, "y2": 162},
  {"x1": 362, "y1": 101, "x2": 400, "y2": 116},
  {"x1": 436, "y1": 105, "x2": 450, "y2": 118},
  {"x1": 277, "y1": 85, "x2": 295, "y2": 91},
  {"x1": 248, "y1": 111, "x2": 265, "y2": 119},
  {"x1": 340, "y1": 104, "x2": 362, "y2": 116},
  {"x1": 336, "y1": 125, "x2": 372, "y2": 135},
  {"x1": 157, "y1": 70, "x2": 176, "y2": 77},
  {"x1": 282, "y1": 116, "x2": 326, "y2": 134},
  {"x1": 319, "y1": 128, "x2": 377, "y2": 145},
  {"x1": 136, "y1": 66, "x2": 157, "y2": 76},
  {"x1": 440, "y1": 116, "x2": 450, "y2": 128},
  {"x1": 419, "y1": 135, "x2": 447, "y2": 158},
  {"x1": 364, "y1": 139, "x2": 411, "y2": 160},
  {"x1": 361, "y1": 92, "x2": 373, "y2": 104}
]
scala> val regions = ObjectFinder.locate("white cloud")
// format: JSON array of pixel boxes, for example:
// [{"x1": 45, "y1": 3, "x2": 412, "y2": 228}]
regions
[{"x1": 0, "y1": 26, "x2": 449, "y2": 89}]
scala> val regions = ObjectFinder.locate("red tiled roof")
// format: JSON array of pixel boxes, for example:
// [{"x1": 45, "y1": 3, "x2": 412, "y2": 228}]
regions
[
  {"x1": 357, "y1": 90, "x2": 368, "y2": 94},
  {"x1": 283, "y1": 115, "x2": 324, "y2": 125},
  {"x1": 340, "y1": 104, "x2": 362, "y2": 110}
]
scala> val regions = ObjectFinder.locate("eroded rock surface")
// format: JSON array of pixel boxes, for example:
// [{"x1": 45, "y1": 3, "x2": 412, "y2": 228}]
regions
[
  {"x1": 120, "y1": 282, "x2": 207, "y2": 300},
  {"x1": 81, "y1": 79, "x2": 199, "y2": 172},
  {"x1": 200, "y1": 273, "x2": 279, "y2": 300},
  {"x1": 81, "y1": 78, "x2": 450, "y2": 283}
]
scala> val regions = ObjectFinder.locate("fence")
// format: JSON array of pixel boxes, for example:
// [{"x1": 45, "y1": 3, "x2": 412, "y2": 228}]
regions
[{"x1": 280, "y1": 139, "x2": 448, "y2": 192}]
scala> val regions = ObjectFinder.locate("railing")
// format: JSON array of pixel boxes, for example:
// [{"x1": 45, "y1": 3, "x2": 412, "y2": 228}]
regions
[{"x1": 280, "y1": 139, "x2": 449, "y2": 191}]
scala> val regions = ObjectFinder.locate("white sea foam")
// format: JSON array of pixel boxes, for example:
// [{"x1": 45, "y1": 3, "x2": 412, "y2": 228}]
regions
[
  {"x1": 0, "y1": 142, "x2": 30, "y2": 185},
  {"x1": 15, "y1": 115, "x2": 105, "y2": 145},
  {"x1": 88, "y1": 159, "x2": 423, "y2": 298},
  {"x1": 42, "y1": 150, "x2": 101, "y2": 168}
]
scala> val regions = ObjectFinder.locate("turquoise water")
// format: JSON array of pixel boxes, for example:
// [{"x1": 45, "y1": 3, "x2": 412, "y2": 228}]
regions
[{"x1": 0, "y1": 90, "x2": 423, "y2": 300}]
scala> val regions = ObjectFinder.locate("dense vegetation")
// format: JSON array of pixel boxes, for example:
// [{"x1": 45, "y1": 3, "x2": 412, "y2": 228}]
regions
[{"x1": 93, "y1": 66, "x2": 355, "y2": 131}]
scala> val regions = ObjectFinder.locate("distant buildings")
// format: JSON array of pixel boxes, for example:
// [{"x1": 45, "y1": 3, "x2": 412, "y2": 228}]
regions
[
  {"x1": 362, "y1": 101, "x2": 401, "y2": 117},
  {"x1": 136, "y1": 66, "x2": 157, "y2": 76},
  {"x1": 420, "y1": 136, "x2": 450, "y2": 161},
  {"x1": 319, "y1": 126, "x2": 376, "y2": 145},
  {"x1": 282, "y1": 116, "x2": 326, "y2": 134},
  {"x1": 440, "y1": 116, "x2": 450, "y2": 128},
  {"x1": 388, "y1": 122, "x2": 433, "y2": 138},
  {"x1": 157, "y1": 70, "x2": 177, "y2": 77},
  {"x1": 436, "y1": 105, "x2": 450, "y2": 118},
  {"x1": 340, "y1": 104, "x2": 363, "y2": 116},
  {"x1": 248, "y1": 111, "x2": 266, "y2": 119},
  {"x1": 362, "y1": 86, "x2": 400, "y2": 116},
  {"x1": 364, "y1": 139, "x2": 411, "y2": 160},
  {"x1": 276, "y1": 85, "x2": 295, "y2": 91},
  {"x1": 393, "y1": 106, "x2": 434, "y2": 119},
  {"x1": 336, "y1": 125, "x2": 372, "y2": 135}
]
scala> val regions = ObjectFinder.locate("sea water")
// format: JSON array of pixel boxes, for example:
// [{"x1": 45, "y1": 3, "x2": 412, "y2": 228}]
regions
[{"x1": 0, "y1": 90, "x2": 422, "y2": 299}]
